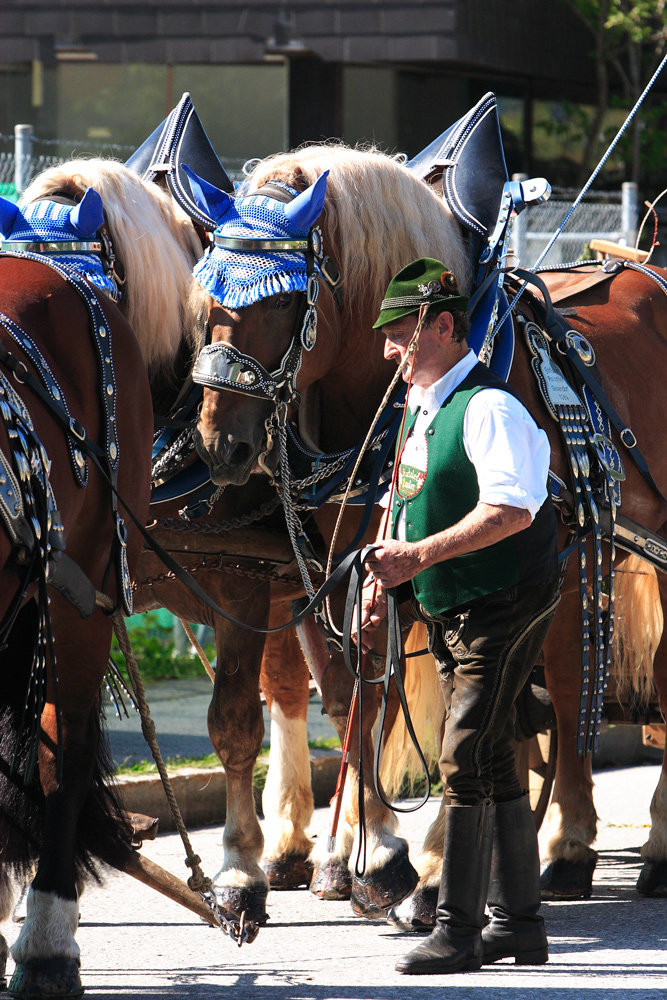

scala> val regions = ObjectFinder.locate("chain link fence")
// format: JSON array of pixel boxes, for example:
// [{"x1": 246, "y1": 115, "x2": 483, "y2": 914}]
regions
[
  {"x1": 0, "y1": 128, "x2": 637, "y2": 268},
  {"x1": 510, "y1": 181, "x2": 638, "y2": 269},
  {"x1": 0, "y1": 127, "x2": 248, "y2": 200}
]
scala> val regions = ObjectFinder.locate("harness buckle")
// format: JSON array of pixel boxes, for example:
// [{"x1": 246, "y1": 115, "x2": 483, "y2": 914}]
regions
[
  {"x1": 319, "y1": 255, "x2": 340, "y2": 288},
  {"x1": 116, "y1": 516, "x2": 128, "y2": 548},
  {"x1": 620, "y1": 427, "x2": 637, "y2": 449},
  {"x1": 12, "y1": 361, "x2": 28, "y2": 384},
  {"x1": 68, "y1": 417, "x2": 87, "y2": 442}
]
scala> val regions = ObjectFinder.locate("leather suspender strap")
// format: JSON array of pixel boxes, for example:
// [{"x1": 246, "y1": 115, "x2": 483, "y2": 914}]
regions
[{"x1": 512, "y1": 268, "x2": 667, "y2": 504}]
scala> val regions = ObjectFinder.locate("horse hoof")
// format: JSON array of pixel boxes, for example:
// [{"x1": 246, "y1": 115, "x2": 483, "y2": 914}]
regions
[
  {"x1": 351, "y1": 851, "x2": 419, "y2": 919},
  {"x1": 540, "y1": 856, "x2": 596, "y2": 900},
  {"x1": 637, "y1": 858, "x2": 667, "y2": 897},
  {"x1": 309, "y1": 859, "x2": 352, "y2": 900},
  {"x1": 262, "y1": 854, "x2": 314, "y2": 890},
  {"x1": 213, "y1": 885, "x2": 269, "y2": 926},
  {"x1": 387, "y1": 885, "x2": 438, "y2": 932},
  {"x1": 8, "y1": 958, "x2": 83, "y2": 998}
]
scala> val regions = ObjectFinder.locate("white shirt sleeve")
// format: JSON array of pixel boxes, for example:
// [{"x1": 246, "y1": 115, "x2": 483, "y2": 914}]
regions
[{"x1": 462, "y1": 389, "x2": 550, "y2": 520}]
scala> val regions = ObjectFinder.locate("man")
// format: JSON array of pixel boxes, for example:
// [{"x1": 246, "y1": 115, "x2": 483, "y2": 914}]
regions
[{"x1": 359, "y1": 258, "x2": 560, "y2": 975}]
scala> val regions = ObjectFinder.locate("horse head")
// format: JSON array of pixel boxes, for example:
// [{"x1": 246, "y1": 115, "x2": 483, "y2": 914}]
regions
[
  {"x1": 187, "y1": 146, "x2": 473, "y2": 488},
  {"x1": 185, "y1": 163, "x2": 335, "y2": 486},
  {"x1": 20, "y1": 159, "x2": 204, "y2": 372}
]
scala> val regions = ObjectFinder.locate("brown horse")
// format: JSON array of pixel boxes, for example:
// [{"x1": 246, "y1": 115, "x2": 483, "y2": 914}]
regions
[
  {"x1": 191, "y1": 145, "x2": 667, "y2": 917},
  {"x1": 23, "y1": 154, "x2": 430, "y2": 928},
  {"x1": 0, "y1": 201, "x2": 153, "y2": 993},
  {"x1": 185, "y1": 143, "x2": 474, "y2": 912}
]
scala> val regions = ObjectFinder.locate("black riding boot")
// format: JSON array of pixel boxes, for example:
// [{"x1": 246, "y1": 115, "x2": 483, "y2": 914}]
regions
[
  {"x1": 396, "y1": 801, "x2": 495, "y2": 975},
  {"x1": 482, "y1": 793, "x2": 548, "y2": 965}
]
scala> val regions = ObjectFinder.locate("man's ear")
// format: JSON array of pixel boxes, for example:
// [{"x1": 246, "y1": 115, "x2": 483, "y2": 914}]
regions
[{"x1": 437, "y1": 310, "x2": 455, "y2": 340}]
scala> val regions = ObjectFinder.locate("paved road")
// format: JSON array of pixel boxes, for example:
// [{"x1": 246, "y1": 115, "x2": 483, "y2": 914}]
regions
[
  {"x1": 105, "y1": 677, "x2": 339, "y2": 766},
  {"x1": 2, "y1": 763, "x2": 665, "y2": 999}
]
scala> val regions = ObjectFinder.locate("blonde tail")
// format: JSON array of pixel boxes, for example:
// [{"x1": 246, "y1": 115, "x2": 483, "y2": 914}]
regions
[
  {"x1": 611, "y1": 554, "x2": 663, "y2": 709},
  {"x1": 378, "y1": 623, "x2": 444, "y2": 799}
]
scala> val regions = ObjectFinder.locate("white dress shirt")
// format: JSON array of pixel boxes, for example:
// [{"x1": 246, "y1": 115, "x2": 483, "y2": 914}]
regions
[{"x1": 382, "y1": 350, "x2": 551, "y2": 540}]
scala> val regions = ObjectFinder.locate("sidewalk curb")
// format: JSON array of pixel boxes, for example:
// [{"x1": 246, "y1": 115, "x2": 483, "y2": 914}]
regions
[{"x1": 116, "y1": 748, "x2": 342, "y2": 832}]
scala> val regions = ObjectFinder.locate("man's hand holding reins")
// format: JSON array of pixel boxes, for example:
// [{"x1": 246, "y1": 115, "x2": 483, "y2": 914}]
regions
[{"x1": 353, "y1": 578, "x2": 388, "y2": 653}]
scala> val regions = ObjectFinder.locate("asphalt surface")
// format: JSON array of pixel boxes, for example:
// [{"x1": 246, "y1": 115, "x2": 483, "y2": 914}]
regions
[
  {"x1": 105, "y1": 677, "x2": 339, "y2": 767},
  {"x1": 1, "y1": 763, "x2": 664, "y2": 999}
]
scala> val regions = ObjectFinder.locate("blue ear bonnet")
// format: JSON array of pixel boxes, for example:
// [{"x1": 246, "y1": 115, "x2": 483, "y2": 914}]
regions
[
  {"x1": 0, "y1": 190, "x2": 118, "y2": 299},
  {"x1": 189, "y1": 170, "x2": 329, "y2": 310}
]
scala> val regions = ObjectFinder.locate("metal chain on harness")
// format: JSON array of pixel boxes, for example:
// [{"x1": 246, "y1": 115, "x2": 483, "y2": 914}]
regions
[
  {"x1": 98, "y1": 592, "x2": 260, "y2": 947},
  {"x1": 151, "y1": 497, "x2": 281, "y2": 534},
  {"x1": 274, "y1": 402, "x2": 319, "y2": 601}
]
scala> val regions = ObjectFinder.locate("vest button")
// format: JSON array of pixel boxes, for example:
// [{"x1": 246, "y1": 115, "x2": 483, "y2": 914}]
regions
[{"x1": 428, "y1": 428, "x2": 435, "y2": 435}]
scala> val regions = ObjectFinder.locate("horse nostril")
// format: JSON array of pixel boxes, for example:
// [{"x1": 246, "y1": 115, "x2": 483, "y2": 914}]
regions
[{"x1": 227, "y1": 440, "x2": 253, "y2": 468}]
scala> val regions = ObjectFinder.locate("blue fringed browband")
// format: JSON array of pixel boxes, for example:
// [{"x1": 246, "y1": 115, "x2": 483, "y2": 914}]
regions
[
  {"x1": 192, "y1": 189, "x2": 315, "y2": 310},
  {"x1": 2, "y1": 199, "x2": 118, "y2": 300},
  {"x1": 188, "y1": 166, "x2": 340, "y2": 403}
]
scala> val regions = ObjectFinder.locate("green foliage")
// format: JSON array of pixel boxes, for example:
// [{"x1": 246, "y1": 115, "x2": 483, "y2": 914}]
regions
[
  {"x1": 560, "y1": 0, "x2": 667, "y2": 188},
  {"x1": 116, "y1": 752, "x2": 224, "y2": 775},
  {"x1": 566, "y1": 0, "x2": 666, "y2": 43},
  {"x1": 110, "y1": 611, "x2": 215, "y2": 685},
  {"x1": 604, "y1": 0, "x2": 666, "y2": 44}
]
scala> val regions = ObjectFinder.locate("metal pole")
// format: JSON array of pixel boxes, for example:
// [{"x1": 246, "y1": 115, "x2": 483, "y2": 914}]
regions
[
  {"x1": 14, "y1": 124, "x2": 33, "y2": 196},
  {"x1": 621, "y1": 181, "x2": 638, "y2": 247}
]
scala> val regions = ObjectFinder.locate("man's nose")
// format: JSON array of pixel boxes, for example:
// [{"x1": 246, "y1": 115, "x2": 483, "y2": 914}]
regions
[{"x1": 384, "y1": 338, "x2": 399, "y2": 361}]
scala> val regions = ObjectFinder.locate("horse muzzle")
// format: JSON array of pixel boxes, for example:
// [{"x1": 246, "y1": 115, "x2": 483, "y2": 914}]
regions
[{"x1": 194, "y1": 426, "x2": 270, "y2": 487}]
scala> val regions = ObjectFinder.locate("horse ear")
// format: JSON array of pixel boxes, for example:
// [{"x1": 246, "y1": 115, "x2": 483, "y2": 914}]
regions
[
  {"x1": 69, "y1": 188, "x2": 105, "y2": 237},
  {"x1": 283, "y1": 170, "x2": 329, "y2": 230},
  {"x1": 0, "y1": 197, "x2": 20, "y2": 238},
  {"x1": 182, "y1": 164, "x2": 233, "y2": 226}
]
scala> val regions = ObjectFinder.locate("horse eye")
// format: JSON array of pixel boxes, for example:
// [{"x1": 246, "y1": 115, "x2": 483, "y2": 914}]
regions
[{"x1": 273, "y1": 293, "x2": 292, "y2": 311}]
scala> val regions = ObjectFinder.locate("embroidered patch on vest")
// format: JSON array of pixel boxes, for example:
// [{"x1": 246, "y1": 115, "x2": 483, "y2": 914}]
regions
[
  {"x1": 398, "y1": 463, "x2": 427, "y2": 498},
  {"x1": 397, "y1": 431, "x2": 428, "y2": 498}
]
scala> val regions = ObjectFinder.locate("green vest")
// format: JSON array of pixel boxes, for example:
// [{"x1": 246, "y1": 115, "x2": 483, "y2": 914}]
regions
[{"x1": 391, "y1": 365, "x2": 556, "y2": 616}]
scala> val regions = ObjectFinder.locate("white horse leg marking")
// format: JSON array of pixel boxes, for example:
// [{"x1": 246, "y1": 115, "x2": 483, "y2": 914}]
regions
[
  {"x1": 262, "y1": 702, "x2": 314, "y2": 860},
  {"x1": 213, "y1": 771, "x2": 268, "y2": 890},
  {"x1": 641, "y1": 766, "x2": 667, "y2": 862},
  {"x1": 0, "y1": 869, "x2": 13, "y2": 983},
  {"x1": 11, "y1": 888, "x2": 79, "y2": 963}
]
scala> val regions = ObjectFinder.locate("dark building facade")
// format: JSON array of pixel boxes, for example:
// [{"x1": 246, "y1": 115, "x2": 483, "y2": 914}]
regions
[{"x1": 0, "y1": 1, "x2": 614, "y2": 178}]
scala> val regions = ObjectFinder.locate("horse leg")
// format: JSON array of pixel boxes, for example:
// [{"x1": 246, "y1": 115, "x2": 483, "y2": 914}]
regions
[
  {"x1": 638, "y1": 563, "x2": 667, "y2": 896},
  {"x1": 0, "y1": 869, "x2": 13, "y2": 989},
  {"x1": 389, "y1": 793, "x2": 447, "y2": 932},
  {"x1": 309, "y1": 644, "x2": 419, "y2": 919},
  {"x1": 259, "y1": 623, "x2": 315, "y2": 889},
  {"x1": 207, "y1": 583, "x2": 270, "y2": 926},
  {"x1": 10, "y1": 602, "x2": 122, "y2": 999},
  {"x1": 539, "y1": 591, "x2": 598, "y2": 899},
  {"x1": 297, "y1": 613, "x2": 355, "y2": 900}
]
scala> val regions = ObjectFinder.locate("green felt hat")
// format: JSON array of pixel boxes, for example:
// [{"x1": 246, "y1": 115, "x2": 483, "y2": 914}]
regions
[{"x1": 372, "y1": 257, "x2": 469, "y2": 329}]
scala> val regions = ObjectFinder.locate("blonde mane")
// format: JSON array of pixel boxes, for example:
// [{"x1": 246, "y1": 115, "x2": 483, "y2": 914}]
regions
[
  {"x1": 22, "y1": 159, "x2": 204, "y2": 372},
  {"x1": 246, "y1": 144, "x2": 472, "y2": 326}
]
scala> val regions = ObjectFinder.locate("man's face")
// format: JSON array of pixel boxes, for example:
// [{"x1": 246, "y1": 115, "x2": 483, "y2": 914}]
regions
[{"x1": 382, "y1": 310, "x2": 455, "y2": 387}]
